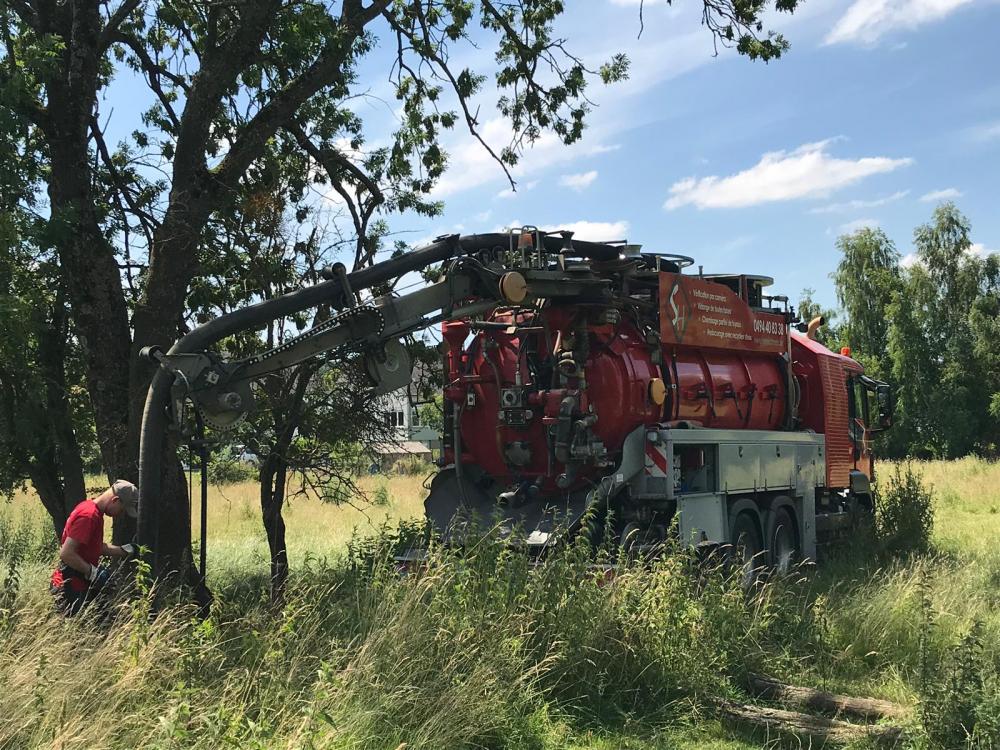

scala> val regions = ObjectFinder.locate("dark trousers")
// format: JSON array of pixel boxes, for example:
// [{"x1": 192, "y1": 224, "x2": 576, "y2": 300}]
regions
[
  {"x1": 50, "y1": 583, "x2": 95, "y2": 617},
  {"x1": 49, "y1": 581, "x2": 108, "y2": 617}
]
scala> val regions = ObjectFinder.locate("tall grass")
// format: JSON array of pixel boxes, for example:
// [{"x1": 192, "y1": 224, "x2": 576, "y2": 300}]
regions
[
  {"x1": 1, "y1": 459, "x2": 999, "y2": 749},
  {"x1": 0, "y1": 529, "x2": 800, "y2": 749}
]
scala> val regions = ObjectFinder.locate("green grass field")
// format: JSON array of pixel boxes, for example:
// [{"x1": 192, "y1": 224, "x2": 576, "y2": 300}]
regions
[{"x1": 1, "y1": 459, "x2": 999, "y2": 749}]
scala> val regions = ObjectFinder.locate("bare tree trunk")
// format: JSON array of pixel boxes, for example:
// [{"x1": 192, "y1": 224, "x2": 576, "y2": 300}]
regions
[
  {"x1": 43, "y1": 5, "x2": 134, "y2": 487},
  {"x1": 261, "y1": 457, "x2": 289, "y2": 607},
  {"x1": 747, "y1": 674, "x2": 909, "y2": 722},
  {"x1": 0, "y1": 381, "x2": 77, "y2": 539},
  {"x1": 258, "y1": 363, "x2": 315, "y2": 604},
  {"x1": 0, "y1": 298, "x2": 86, "y2": 539}
]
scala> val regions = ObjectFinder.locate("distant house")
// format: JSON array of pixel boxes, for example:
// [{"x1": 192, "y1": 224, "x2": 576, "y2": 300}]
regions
[
  {"x1": 373, "y1": 440, "x2": 434, "y2": 472},
  {"x1": 381, "y1": 387, "x2": 413, "y2": 440},
  {"x1": 378, "y1": 360, "x2": 441, "y2": 459}
]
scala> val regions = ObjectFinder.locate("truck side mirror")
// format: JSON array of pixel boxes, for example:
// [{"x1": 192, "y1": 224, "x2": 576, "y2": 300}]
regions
[{"x1": 872, "y1": 383, "x2": 894, "y2": 432}]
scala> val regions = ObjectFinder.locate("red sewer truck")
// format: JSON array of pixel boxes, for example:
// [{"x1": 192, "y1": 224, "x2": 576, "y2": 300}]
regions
[{"x1": 138, "y1": 229, "x2": 894, "y2": 569}]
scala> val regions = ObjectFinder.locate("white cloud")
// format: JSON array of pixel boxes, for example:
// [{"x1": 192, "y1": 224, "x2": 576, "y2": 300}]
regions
[
  {"x1": 496, "y1": 220, "x2": 630, "y2": 242},
  {"x1": 665, "y1": 140, "x2": 913, "y2": 210},
  {"x1": 495, "y1": 179, "x2": 538, "y2": 200},
  {"x1": 920, "y1": 187, "x2": 963, "y2": 202},
  {"x1": 810, "y1": 190, "x2": 910, "y2": 214},
  {"x1": 541, "y1": 220, "x2": 629, "y2": 242},
  {"x1": 825, "y1": 0, "x2": 978, "y2": 45},
  {"x1": 559, "y1": 170, "x2": 598, "y2": 192},
  {"x1": 839, "y1": 218, "x2": 881, "y2": 234},
  {"x1": 901, "y1": 241, "x2": 995, "y2": 269},
  {"x1": 473, "y1": 210, "x2": 493, "y2": 223},
  {"x1": 589, "y1": 143, "x2": 622, "y2": 155},
  {"x1": 969, "y1": 120, "x2": 1000, "y2": 142},
  {"x1": 432, "y1": 117, "x2": 618, "y2": 199},
  {"x1": 970, "y1": 242, "x2": 998, "y2": 258}
]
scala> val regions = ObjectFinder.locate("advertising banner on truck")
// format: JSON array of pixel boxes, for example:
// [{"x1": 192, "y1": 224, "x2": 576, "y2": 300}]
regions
[{"x1": 659, "y1": 273, "x2": 787, "y2": 353}]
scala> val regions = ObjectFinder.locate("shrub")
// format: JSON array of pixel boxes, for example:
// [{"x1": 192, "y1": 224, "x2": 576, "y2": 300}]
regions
[
  {"x1": 920, "y1": 622, "x2": 1000, "y2": 749},
  {"x1": 207, "y1": 447, "x2": 258, "y2": 485},
  {"x1": 0, "y1": 509, "x2": 57, "y2": 566},
  {"x1": 371, "y1": 483, "x2": 390, "y2": 506},
  {"x1": 393, "y1": 455, "x2": 434, "y2": 476},
  {"x1": 875, "y1": 462, "x2": 935, "y2": 556}
]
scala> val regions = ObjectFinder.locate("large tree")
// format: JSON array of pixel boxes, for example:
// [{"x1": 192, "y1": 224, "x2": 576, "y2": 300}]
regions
[
  {"x1": 831, "y1": 227, "x2": 901, "y2": 379},
  {"x1": 0, "y1": 94, "x2": 90, "y2": 534},
  {"x1": 890, "y1": 203, "x2": 997, "y2": 458},
  {"x1": 1, "y1": 0, "x2": 804, "y2": 579}
]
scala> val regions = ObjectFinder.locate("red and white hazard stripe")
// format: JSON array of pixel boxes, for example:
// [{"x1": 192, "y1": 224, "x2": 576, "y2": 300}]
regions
[{"x1": 645, "y1": 441, "x2": 668, "y2": 477}]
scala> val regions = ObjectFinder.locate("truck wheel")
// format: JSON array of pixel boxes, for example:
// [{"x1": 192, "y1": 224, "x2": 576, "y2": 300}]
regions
[
  {"x1": 767, "y1": 506, "x2": 799, "y2": 575},
  {"x1": 729, "y1": 511, "x2": 764, "y2": 587}
]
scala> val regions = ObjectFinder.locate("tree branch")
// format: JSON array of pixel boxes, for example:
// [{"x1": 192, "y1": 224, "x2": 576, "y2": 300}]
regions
[
  {"x1": 98, "y1": 0, "x2": 142, "y2": 51},
  {"x1": 341, "y1": 0, "x2": 392, "y2": 28},
  {"x1": 213, "y1": 46, "x2": 351, "y2": 189},
  {"x1": 383, "y1": 8, "x2": 515, "y2": 190},
  {"x1": 7, "y1": 0, "x2": 36, "y2": 27},
  {"x1": 286, "y1": 122, "x2": 383, "y2": 205},
  {"x1": 90, "y1": 115, "x2": 159, "y2": 243},
  {"x1": 171, "y1": 0, "x2": 281, "y2": 180},
  {"x1": 108, "y1": 30, "x2": 190, "y2": 92},
  {"x1": 107, "y1": 31, "x2": 183, "y2": 131}
]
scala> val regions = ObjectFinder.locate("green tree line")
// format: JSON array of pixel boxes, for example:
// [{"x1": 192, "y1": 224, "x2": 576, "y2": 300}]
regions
[{"x1": 826, "y1": 202, "x2": 1000, "y2": 459}]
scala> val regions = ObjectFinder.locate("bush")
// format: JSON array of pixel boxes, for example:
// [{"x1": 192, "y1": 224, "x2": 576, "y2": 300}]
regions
[
  {"x1": 393, "y1": 455, "x2": 434, "y2": 476},
  {"x1": 0, "y1": 509, "x2": 57, "y2": 567},
  {"x1": 920, "y1": 622, "x2": 1000, "y2": 749},
  {"x1": 0, "y1": 509, "x2": 56, "y2": 628},
  {"x1": 207, "y1": 447, "x2": 258, "y2": 485},
  {"x1": 371, "y1": 482, "x2": 390, "y2": 506},
  {"x1": 875, "y1": 462, "x2": 935, "y2": 556}
]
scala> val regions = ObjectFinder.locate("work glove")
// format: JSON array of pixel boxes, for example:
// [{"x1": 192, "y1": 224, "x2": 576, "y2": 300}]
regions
[
  {"x1": 87, "y1": 565, "x2": 110, "y2": 590},
  {"x1": 121, "y1": 543, "x2": 139, "y2": 560}
]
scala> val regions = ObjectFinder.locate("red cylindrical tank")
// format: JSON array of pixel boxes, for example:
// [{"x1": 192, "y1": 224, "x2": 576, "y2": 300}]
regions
[
  {"x1": 449, "y1": 307, "x2": 663, "y2": 490},
  {"x1": 657, "y1": 272, "x2": 788, "y2": 430},
  {"x1": 670, "y1": 348, "x2": 786, "y2": 430}
]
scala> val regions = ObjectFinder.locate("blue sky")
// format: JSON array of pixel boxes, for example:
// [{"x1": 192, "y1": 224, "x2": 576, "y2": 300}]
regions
[
  {"x1": 354, "y1": 0, "x2": 1000, "y2": 312},
  {"x1": 99, "y1": 0, "x2": 1000, "y2": 313}
]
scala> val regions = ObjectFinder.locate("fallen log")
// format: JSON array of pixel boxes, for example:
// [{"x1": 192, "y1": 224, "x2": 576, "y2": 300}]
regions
[
  {"x1": 718, "y1": 700, "x2": 905, "y2": 747},
  {"x1": 748, "y1": 674, "x2": 909, "y2": 721}
]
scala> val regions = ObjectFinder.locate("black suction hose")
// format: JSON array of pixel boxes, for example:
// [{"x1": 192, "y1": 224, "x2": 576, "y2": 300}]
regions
[{"x1": 137, "y1": 235, "x2": 464, "y2": 566}]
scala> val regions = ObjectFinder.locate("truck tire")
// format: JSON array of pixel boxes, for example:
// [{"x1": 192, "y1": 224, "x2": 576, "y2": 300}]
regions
[
  {"x1": 729, "y1": 511, "x2": 764, "y2": 587},
  {"x1": 766, "y1": 506, "x2": 799, "y2": 575}
]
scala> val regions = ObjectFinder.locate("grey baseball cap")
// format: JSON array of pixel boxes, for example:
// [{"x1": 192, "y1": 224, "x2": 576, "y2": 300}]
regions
[{"x1": 111, "y1": 479, "x2": 139, "y2": 518}]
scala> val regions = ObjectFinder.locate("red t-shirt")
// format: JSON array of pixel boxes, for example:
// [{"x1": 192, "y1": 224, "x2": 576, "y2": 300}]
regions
[{"x1": 50, "y1": 500, "x2": 104, "y2": 592}]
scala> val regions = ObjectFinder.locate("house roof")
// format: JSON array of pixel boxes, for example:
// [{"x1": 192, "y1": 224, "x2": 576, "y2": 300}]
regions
[{"x1": 374, "y1": 441, "x2": 433, "y2": 456}]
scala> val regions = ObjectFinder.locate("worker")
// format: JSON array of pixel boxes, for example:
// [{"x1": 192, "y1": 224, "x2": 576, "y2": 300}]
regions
[{"x1": 50, "y1": 479, "x2": 140, "y2": 616}]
